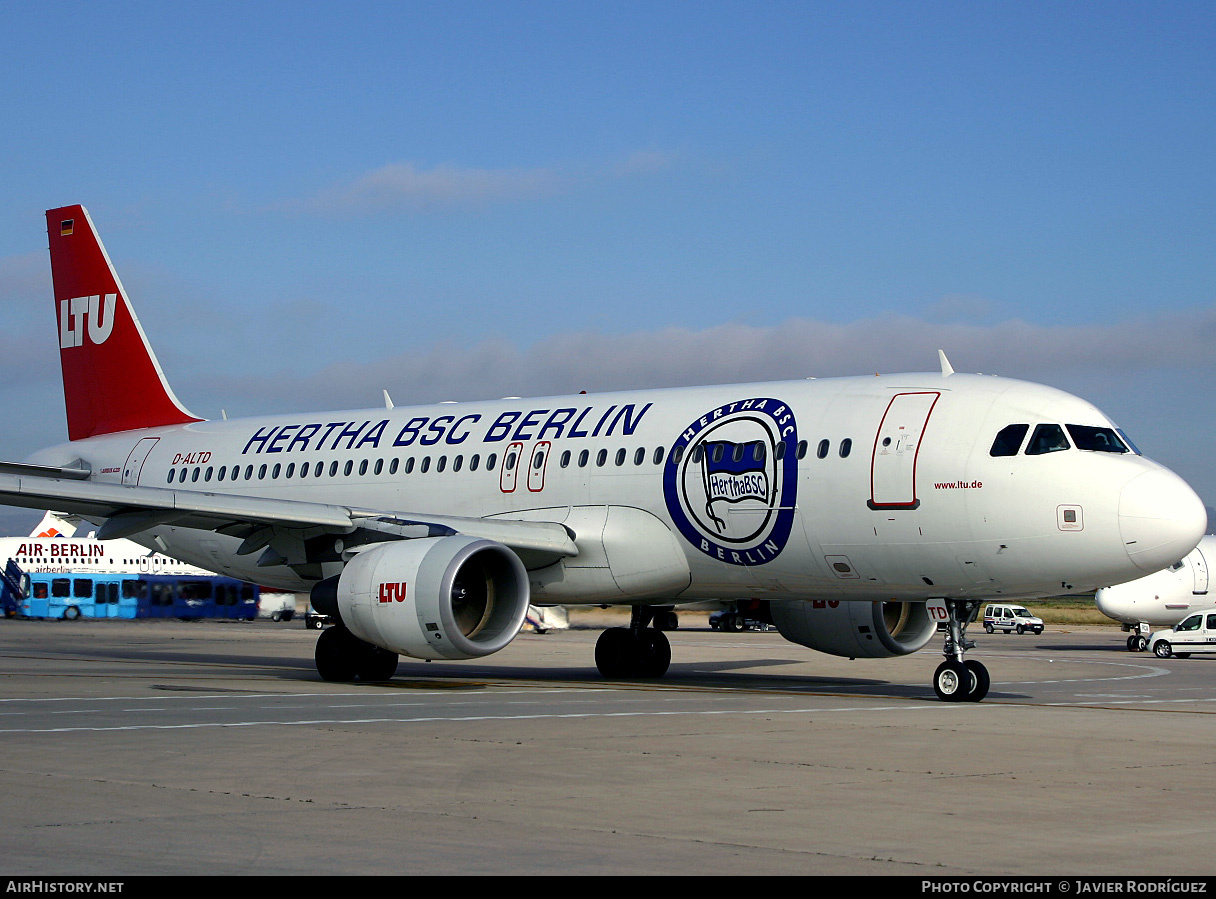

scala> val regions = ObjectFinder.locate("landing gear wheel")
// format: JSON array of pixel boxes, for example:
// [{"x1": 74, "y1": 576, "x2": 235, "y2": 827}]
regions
[
  {"x1": 638, "y1": 629, "x2": 671, "y2": 678},
  {"x1": 356, "y1": 645, "x2": 400, "y2": 682},
  {"x1": 1154, "y1": 640, "x2": 1173, "y2": 659},
  {"x1": 594, "y1": 626, "x2": 671, "y2": 678},
  {"x1": 316, "y1": 625, "x2": 360, "y2": 681},
  {"x1": 594, "y1": 627, "x2": 635, "y2": 678},
  {"x1": 1136, "y1": 635, "x2": 1148, "y2": 652},
  {"x1": 315, "y1": 626, "x2": 399, "y2": 682},
  {"x1": 963, "y1": 660, "x2": 990, "y2": 702},
  {"x1": 933, "y1": 660, "x2": 970, "y2": 702}
]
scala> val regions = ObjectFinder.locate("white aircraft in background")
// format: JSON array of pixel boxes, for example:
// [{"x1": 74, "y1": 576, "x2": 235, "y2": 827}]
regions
[
  {"x1": 0, "y1": 509, "x2": 212, "y2": 575},
  {"x1": 1095, "y1": 534, "x2": 1213, "y2": 651},
  {"x1": 0, "y1": 205, "x2": 1205, "y2": 702}
]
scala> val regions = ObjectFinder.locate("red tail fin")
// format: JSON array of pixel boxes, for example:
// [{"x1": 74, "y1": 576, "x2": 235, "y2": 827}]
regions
[{"x1": 46, "y1": 205, "x2": 201, "y2": 441}]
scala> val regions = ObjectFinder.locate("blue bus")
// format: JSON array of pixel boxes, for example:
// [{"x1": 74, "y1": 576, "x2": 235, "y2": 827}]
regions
[{"x1": 19, "y1": 572, "x2": 259, "y2": 621}]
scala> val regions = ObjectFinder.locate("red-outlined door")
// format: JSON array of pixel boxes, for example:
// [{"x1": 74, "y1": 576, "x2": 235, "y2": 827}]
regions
[
  {"x1": 527, "y1": 441, "x2": 552, "y2": 492},
  {"x1": 1193, "y1": 545, "x2": 1209, "y2": 595},
  {"x1": 122, "y1": 437, "x2": 160, "y2": 486},
  {"x1": 869, "y1": 392, "x2": 939, "y2": 509},
  {"x1": 499, "y1": 441, "x2": 524, "y2": 493}
]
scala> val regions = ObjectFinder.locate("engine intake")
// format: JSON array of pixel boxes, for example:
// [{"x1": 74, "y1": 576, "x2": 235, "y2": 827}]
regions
[
  {"x1": 770, "y1": 599, "x2": 938, "y2": 659},
  {"x1": 317, "y1": 536, "x2": 530, "y2": 660}
]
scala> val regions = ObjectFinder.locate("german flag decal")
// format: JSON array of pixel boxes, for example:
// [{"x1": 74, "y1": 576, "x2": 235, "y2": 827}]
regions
[{"x1": 59, "y1": 219, "x2": 74, "y2": 236}]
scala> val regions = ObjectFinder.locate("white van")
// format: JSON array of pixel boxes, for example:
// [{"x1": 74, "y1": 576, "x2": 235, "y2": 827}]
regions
[
  {"x1": 983, "y1": 604, "x2": 1044, "y2": 635},
  {"x1": 1147, "y1": 609, "x2": 1216, "y2": 658}
]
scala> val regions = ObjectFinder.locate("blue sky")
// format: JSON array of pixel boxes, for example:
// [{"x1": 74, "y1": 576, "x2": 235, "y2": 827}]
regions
[{"x1": 1, "y1": 1, "x2": 1214, "y2": 530}]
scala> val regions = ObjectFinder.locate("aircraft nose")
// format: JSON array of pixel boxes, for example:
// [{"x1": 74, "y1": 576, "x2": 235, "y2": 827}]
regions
[{"x1": 1119, "y1": 469, "x2": 1207, "y2": 572}]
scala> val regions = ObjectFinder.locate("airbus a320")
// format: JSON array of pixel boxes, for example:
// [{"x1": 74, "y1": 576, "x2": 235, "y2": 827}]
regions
[{"x1": 0, "y1": 205, "x2": 1204, "y2": 701}]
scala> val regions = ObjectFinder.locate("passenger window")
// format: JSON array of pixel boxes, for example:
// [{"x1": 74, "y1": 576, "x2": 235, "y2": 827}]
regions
[
  {"x1": 1207, "y1": 615, "x2": 1216, "y2": 630},
  {"x1": 839, "y1": 438, "x2": 852, "y2": 458},
  {"x1": 1025, "y1": 424, "x2": 1070, "y2": 455},
  {"x1": 817, "y1": 439, "x2": 829, "y2": 459},
  {"x1": 990, "y1": 424, "x2": 1029, "y2": 457}
]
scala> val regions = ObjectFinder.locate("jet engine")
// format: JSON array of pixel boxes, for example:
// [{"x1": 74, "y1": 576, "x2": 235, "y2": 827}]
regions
[
  {"x1": 315, "y1": 536, "x2": 530, "y2": 661},
  {"x1": 770, "y1": 599, "x2": 938, "y2": 659}
]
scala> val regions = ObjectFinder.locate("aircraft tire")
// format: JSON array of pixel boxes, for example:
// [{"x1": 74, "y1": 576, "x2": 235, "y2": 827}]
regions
[
  {"x1": 964, "y1": 660, "x2": 990, "y2": 702},
  {"x1": 595, "y1": 627, "x2": 635, "y2": 678},
  {"x1": 356, "y1": 645, "x2": 400, "y2": 682},
  {"x1": 595, "y1": 627, "x2": 671, "y2": 679},
  {"x1": 315, "y1": 625, "x2": 361, "y2": 682},
  {"x1": 933, "y1": 660, "x2": 970, "y2": 702},
  {"x1": 638, "y1": 629, "x2": 671, "y2": 678}
]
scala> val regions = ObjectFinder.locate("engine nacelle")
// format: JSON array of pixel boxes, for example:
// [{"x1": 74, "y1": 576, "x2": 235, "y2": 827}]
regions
[
  {"x1": 770, "y1": 599, "x2": 938, "y2": 659},
  {"x1": 328, "y1": 536, "x2": 530, "y2": 661}
]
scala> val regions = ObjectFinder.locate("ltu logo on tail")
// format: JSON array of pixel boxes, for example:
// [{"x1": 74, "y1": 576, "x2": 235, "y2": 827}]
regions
[{"x1": 59, "y1": 294, "x2": 116, "y2": 348}]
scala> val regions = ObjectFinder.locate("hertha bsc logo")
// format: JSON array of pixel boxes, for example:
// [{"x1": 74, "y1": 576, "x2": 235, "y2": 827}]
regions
[{"x1": 663, "y1": 398, "x2": 798, "y2": 566}]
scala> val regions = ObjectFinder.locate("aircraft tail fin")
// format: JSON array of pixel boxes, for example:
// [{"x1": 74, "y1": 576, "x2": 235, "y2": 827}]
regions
[
  {"x1": 46, "y1": 205, "x2": 202, "y2": 441},
  {"x1": 29, "y1": 510, "x2": 81, "y2": 538}
]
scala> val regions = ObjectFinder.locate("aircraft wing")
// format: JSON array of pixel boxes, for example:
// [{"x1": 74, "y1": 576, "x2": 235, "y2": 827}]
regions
[{"x1": 0, "y1": 466, "x2": 579, "y2": 566}]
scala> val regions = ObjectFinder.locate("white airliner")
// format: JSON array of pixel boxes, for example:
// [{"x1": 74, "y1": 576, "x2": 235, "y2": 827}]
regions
[
  {"x1": 0, "y1": 509, "x2": 212, "y2": 575},
  {"x1": 1095, "y1": 534, "x2": 1213, "y2": 651},
  {"x1": 0, "y1": 205, "x2": 1205, "y2": 702}
]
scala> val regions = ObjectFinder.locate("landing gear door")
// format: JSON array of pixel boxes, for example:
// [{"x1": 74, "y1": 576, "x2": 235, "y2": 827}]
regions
[
  {"x1": 1193, "y1": 546, "x2": 1209, "y2": 596},
  {"x1": 122, "y1": 437, "x2": 160, "y2": 486},
  {"x1": 869, "y1": 392, "x2": 939, "y2": 510}
]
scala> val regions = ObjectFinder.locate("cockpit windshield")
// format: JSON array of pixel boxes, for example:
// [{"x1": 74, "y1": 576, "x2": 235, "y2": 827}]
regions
[
  {"x1": 1065, "y1": 425, "x2": 1130, "y2": 454},
  {"x1": 990, "y1": 422, "x2": 1142, "y2": 457},
  {"x1": 1025, "y1": 424, "x2": 1070, "y2": 455}
]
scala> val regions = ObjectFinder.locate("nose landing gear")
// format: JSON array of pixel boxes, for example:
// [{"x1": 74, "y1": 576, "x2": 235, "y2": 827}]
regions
[{"x1": 935, "y1": 599, "x2": 990, "y2": 702}]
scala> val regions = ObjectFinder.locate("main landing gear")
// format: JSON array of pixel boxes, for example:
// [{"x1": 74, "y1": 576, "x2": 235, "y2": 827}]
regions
[
  {"x1": 315, "y1": 624, "x2": 400, "y2": 683},
  {"x1": 934, "y1": 599, "x2": 990, "y2": 702},
  {"x1": 595, "y1": 606, "x2": 672, "y2": 679}
]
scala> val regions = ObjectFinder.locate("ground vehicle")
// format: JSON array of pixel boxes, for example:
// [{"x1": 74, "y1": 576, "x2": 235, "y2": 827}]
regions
[
  {"x1": 20, "y1": 572, "x2": 259, "y2": 620},
  {"x1": 983, "y1": 604, "x2": 1044, "y2": 635},
  {"x1": 1146, "y1": 609, "x2": 1216, "y2": 658},
  {"x1": 305, "y1": 606, "x2": 333, "y2": 629},
  {"x1": 709, "y1": 600, "x2": 776, "y2": 632}
]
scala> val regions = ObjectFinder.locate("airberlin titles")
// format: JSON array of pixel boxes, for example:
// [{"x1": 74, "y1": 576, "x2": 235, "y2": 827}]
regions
[{"x1": 238, "y1": 402, "x2": 654, "y2": 457}]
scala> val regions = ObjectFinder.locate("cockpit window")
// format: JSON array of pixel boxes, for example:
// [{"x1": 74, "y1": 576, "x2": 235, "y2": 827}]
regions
[
  {"x1": 1025, "y1": 424, "x2": 1070, "y2": 455},
  {"x1": 1066, "y1": 424, "x2": 1130, "y2": 454},
  {"x1": 989, "y1": 424, "x2": 1029, "y2": 457},
  {"x1": 1116, "y1": 429, "x2": 1142, "y2": 455}
]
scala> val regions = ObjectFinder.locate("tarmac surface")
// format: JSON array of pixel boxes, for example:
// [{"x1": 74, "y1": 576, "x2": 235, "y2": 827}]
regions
[{"x1": 2, "y1": 611, "x2": 1214, "y2": 877}]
